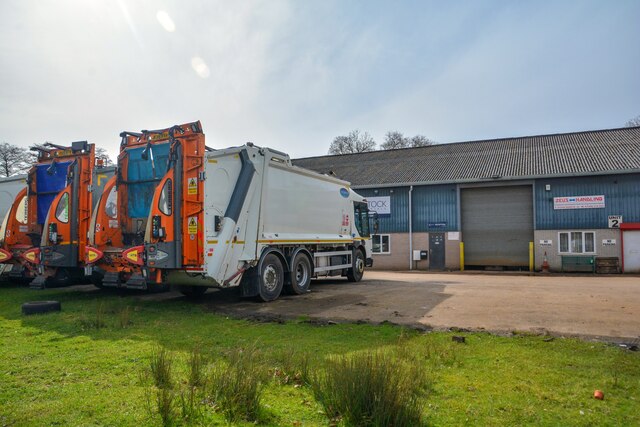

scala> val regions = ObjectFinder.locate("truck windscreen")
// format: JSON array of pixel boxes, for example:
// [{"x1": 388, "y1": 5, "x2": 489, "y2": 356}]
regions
[
  {"x1": 126, "y1": 143, "x2": 170, "y2": 218},
  {"x1": 35, "y1": 161, "x2": 72, "y2": 224}
]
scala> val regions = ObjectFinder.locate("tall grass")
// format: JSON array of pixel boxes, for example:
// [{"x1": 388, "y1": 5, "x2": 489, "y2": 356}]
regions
[
  {"x1": 150, "y1": 347, "x2": 173, "y2": 390},
  {"x1": 271, "y1": 347, "x2": 314, "y2": 386},
  {"x1": 78, "y1": 300, "x2": 106, "y2": 330},
  {"x1": 311, "y1": 350, "x2": 426, "y2": 427},
  {"x1": 118, "y1": 305, "x2": 132, "y2": 329},
  {"x1": 156, "y1": 387, "x2": 176, "y2": 427},
  {"x1": 187, "y1": 344, "x2": 207, "y2": 388},
  {"x1": 209, "y1": 346, "x2": 267, "y2": 422}
]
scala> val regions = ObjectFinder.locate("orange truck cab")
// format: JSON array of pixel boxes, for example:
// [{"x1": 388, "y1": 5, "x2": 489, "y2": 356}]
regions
[
  {"x1": 85, "y1": 121, "x2": 204, "y2": 289},
  {"x1": 0, "y1": 142, "x2": 95, "y2": 287},
  {"x1": 0, "y1": 187, "x2": 34, "y2": 281}
]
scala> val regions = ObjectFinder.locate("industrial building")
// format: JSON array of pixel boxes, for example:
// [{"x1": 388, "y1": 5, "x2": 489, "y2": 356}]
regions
[{"x1": 294, "y1": 126, "x2": 640, "y2": 273}]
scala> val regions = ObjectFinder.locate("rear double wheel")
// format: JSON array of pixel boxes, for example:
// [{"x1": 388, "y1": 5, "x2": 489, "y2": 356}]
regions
[
  {"x1": 286, "y1": 253, "x2": 312, "y2": 295},
  {"x1": 257, "y1": 253, "x2": 284, "y2": 302}
]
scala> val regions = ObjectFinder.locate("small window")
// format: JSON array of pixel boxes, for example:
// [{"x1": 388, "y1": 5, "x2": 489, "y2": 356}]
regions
[
  {"x1": 158, "y1": 179, "x2": 172, "y2": 215},
  {"x1": 56, "y1": 192, "x2": 69, "y2": 223},
  {"x1": 372, "y1": 234, "x2": 390, "y2": 254},
  {"x1": 15, "y1": 195, "x2": 28, "y2": 224},
  {"x1": 558, "y1": 231, "x2": 595, "y2": 254},
  {"x1": 105, "y1": 187, "x2": 117, "y2": 219}
]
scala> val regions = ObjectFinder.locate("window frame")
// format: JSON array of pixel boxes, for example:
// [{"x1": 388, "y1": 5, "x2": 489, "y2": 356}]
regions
[
  {"x1": 557, "y1": 231, "x2": 596, "y2": 254},
  {"x1": 353, "y1": 201, "x2": 370, "y2": 238},
  {"x1": 158, "y1": 178, "x2": 173, "y2": 216},
  {"x1": 105, "y1": 186, "x2": 118, "y2": 219},
  {"x1": 371, "y1": 234, "x2": 391, "y2": 255},
  {"x1": 55, "y1": 192, "x2": 70, "y2": 224},
  {"x1": 15, "y1": 194, "x2": 28, "y2": 224}
]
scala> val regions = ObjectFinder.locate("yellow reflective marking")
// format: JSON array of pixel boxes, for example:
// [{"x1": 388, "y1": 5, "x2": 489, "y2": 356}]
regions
[
  {"x1": 97, "y1": 174, "x2": 108, "y2": 186},
  {"x1": 126, "y1": 251, "x2": 138, "y2": 263}
]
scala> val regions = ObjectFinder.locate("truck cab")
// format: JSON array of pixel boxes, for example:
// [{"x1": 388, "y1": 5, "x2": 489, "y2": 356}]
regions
[{"x1": 2, "y1": 142, "x2": 96, "y2": 287}]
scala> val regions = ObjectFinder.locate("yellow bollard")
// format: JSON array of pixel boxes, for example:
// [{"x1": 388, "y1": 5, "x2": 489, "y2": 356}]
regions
[
  {"x1": 529, "y1": 241, "x2": 534, "y2": 272},
  {"x1": 460, "y1": 242, "x2": 465, "y2": 271}
]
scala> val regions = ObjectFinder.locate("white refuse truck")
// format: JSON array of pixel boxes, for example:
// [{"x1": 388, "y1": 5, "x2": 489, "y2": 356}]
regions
[{"x1": 129, "y1": 142, "x2": 375, "y2": 301}]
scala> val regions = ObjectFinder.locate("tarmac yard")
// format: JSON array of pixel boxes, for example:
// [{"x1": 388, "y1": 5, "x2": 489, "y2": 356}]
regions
[{"x1": 176, "y1": 271, "x2": 640, "y2": 341}]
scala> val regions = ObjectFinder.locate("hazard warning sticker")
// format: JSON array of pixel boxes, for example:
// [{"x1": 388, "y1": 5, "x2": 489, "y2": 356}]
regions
[
  {"x1": 187, "y1": 216, "x2": 197, "y2": 234},
  {"x1": 187, "y1": 177, "x2": 197, "y2": 195}
]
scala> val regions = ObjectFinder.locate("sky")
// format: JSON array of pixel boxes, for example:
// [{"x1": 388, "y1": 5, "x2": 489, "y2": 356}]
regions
[{"x1": 1, "y1": 0, "x2": 639, "y2": 160}]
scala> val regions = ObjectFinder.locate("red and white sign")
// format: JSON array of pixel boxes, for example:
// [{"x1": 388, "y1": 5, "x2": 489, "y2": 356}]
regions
[{"x1": 553, "y1": 195, "x2": 605, "y2": 210}]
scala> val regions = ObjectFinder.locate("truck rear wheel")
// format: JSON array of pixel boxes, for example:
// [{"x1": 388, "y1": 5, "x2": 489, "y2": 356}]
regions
[
  {"x1": 347, "y1": 249, "x2": 365, "y2": 282},
  {"x1": 258, "y1": 253, "x2": 284, "y2": 302},
  {"x1": 286, "y1": 253, "x2": 311, "y2": 295}
]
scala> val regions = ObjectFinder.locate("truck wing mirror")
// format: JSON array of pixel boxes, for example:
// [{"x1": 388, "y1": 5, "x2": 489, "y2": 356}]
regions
[
  {"x1": 141, "y1": 142, "x2": 151, "y2": 160},
  {"x1": 46, "y1": 160, "x2": 57, "y2": 175}
]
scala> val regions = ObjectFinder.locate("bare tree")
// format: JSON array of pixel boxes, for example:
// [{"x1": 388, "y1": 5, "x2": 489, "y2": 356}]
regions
[
  {"x1": 380, "y1": 131, "x2": 435, "y2": 150},
  {"x1": 409, "y1": 135, "x2": 434, "y2": 147},
  {"x1": 328, "y1": 130, "x2": 376, "y2": 155},
  {"x1": 0, "y1": 142, "x2": 32, "y2": 177},
  {"x1": 625, "y1": 115, "x2": 640, "y2": 127},
  {"x1": 380, "y1": 131, "x2": 408, "y2": 150}
]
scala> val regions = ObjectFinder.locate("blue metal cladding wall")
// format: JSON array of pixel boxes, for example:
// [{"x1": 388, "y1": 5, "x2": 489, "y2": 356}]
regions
[
  {"x1": 535, "y1": 173, "x2": 640, "y2": 229},
  {"x1": 412, "y1": 184, "x2": 458, "y2": 232},
  {"x1": 356, "y1": 187, "x2": 409, "y2": 233},
  {"x1": 356, "y1": 184, "x2": 458, "y2": 233}
]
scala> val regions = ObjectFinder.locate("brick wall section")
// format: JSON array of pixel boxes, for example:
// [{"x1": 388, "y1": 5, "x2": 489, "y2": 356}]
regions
[
  {"x1": 370, "y1": 232, "x2": 461, "y2": 270},
  {"x1": 533, "y1": 229, "x2": 622, "y2": 271}
]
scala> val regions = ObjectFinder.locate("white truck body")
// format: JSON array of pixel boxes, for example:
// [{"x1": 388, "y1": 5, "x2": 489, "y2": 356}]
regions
[{"x1": 166, "y1": 144, "x2": 372, "y2": 296}]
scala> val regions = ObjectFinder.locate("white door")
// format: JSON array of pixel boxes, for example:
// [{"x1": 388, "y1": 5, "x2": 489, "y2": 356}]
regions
[{"x1": 623, "y1": 230, "x2": 640, "y2": 273}]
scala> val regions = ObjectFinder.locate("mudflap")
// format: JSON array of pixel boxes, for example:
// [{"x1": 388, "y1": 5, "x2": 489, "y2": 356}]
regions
[
  {"x1": 365, "y1": 257, "x2": 374, "y2": 267},
  {"x1": 240, "y1": 269, "x2": 259, "y2": 297}
]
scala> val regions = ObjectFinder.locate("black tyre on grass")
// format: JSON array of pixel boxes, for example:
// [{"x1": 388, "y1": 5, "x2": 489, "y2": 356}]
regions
[{"x1": 22, "y1": 301, "x2": 61, "y2": 315}]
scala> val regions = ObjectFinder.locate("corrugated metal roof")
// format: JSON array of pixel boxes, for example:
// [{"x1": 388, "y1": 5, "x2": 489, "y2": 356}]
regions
[{"x1": 293, "y1": 126, "x2": 640, "y2": 187}]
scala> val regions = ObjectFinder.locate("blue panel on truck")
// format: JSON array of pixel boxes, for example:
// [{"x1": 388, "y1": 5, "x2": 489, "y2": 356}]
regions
[
  {"x1": 126, "y1": 143, "x2": 170, "y2": 218},
  {"x1": 535, "y1": 173, "x2": 640, "y2": 229},
  {"x1": 36, "y1": 161, "x2": 72, "y2": 224}
]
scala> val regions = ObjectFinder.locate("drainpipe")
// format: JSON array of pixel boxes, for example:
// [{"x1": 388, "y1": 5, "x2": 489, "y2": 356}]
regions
[{"x1": 409, "y1": 185, "x2": 413, "y2": 270}]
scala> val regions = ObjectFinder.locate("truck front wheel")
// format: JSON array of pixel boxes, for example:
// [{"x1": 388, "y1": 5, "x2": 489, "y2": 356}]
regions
[
  {"x1": 286, "y1": 253, "x2": 312, "y2": 295},
  {"x1": 347, "y1": 249, "x2": 365, "y2": 282},
  {"x1": 258, "y1": 253, "x2": 284, "y2": 302}
]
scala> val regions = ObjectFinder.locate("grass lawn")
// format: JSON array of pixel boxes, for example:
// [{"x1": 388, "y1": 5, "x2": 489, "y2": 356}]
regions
[{"x1": 0, "y1": 283, "x2": 638, "y2": 426}]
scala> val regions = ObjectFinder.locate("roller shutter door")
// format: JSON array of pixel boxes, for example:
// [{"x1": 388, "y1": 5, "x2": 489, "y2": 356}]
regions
[{"x1": 461, "y1": 186, "x2": 533, "y2": 267}]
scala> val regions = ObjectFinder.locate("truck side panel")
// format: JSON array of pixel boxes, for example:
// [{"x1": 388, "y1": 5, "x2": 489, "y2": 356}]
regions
[{"x1": 261, "y1": 162, "x2": 353, "y2": 239}]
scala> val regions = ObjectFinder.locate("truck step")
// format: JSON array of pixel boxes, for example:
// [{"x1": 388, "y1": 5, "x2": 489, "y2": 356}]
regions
[
  {"x1": 125, "y1": 274, "x2": 147, "y2": 290},
  {"x1": 100, "y1": 272, "x2": 121, "y2": 288},
  {"x1": 29, "y1": 276, "x2": 47, "y2": 290}
]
